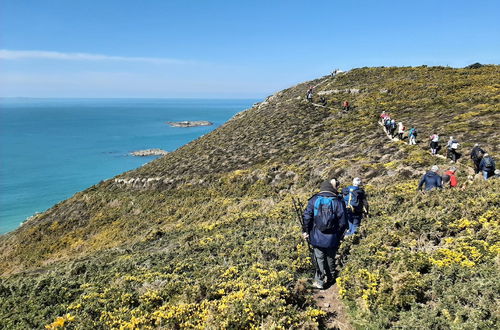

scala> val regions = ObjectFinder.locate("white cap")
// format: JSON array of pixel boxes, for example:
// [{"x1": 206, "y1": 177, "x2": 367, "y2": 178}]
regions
[
  {"x1": 431, "y1": 165, "x2": 439, "y2": 172},
  {"x1": 353, "y1": 177, "x2": 362, "y2": 186}
]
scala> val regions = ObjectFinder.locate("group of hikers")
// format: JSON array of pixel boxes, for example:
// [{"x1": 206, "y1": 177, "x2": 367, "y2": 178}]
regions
[
  {"x1": 380, "y1": 111, "x2": 415, "y2": 143},
  {"x1": 300, "y1": 111, "x2": 497, "y2": 290},
  {"x1": 417, "y1": 148, "x2": 498, "y2": 190},
  {"x1": 300, "y1": 178, "x2": 369, "y2": 289},
  {"x1": 380, "y1": 111, "x2": 497, "y2": 173}
]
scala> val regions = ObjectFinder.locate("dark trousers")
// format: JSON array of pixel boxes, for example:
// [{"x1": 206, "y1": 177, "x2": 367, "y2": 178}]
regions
[
  {"x1": 473, "y1": 159, "x2": 481, "y2": 173},
  {"x1": 448, "y1": 149, "x2": 457, "y2": 162},
  {"x1": 313, "y1": 246, "x2": 338, "y2": 285}
]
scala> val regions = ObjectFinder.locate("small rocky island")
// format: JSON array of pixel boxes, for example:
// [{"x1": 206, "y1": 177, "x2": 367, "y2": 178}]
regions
[
  {"x1": 166, "y1": 121, "x2": 213, "y2": 127},
  {"x1": 130, "y1": 149, "x2": 169, "y2": 157}
]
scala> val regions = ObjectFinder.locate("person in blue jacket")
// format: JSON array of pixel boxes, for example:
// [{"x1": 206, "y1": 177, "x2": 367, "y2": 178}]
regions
[
  {"x1": 302, "y1": 179, "x2": 348, "y2": 289},
  {"x1": 479, "y1": 153, "x2": 496, "y2": 180},
  {"x1": 417, "y1": 165, "x2": 443, "y2": 191},
  {"x1": 342, "y1": 177, "x2": 369, "y2": 236}
]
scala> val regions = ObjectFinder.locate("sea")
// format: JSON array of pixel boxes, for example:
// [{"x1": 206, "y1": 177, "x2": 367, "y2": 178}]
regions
[{"x1": 0, "y1": 98, "x2": 257, "y2": 234}]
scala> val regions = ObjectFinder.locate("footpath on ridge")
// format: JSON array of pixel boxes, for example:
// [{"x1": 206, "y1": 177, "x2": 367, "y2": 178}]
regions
[{"x1": 308, "y1": 103, "x2": 481, "y2": 328}]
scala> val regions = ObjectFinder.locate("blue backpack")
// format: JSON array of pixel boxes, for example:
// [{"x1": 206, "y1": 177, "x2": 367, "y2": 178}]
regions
[
  {"x1": 313, "y1": 196, "x2": 338, "y2": 232},
  {"x1": 343, "y1": 186, "x2": 360, "y2": 211}
]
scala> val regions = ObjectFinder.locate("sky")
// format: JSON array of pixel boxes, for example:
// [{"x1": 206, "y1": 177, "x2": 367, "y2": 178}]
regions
[{"x1": 1, "y1": 0, "x2": 499, "y2": 98}]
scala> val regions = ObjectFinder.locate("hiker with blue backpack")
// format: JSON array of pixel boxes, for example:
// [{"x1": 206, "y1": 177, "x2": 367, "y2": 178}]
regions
[
  {"x1": 342, "y1": 178, "x2": 369, "y2": 236},
  {"x1": 408, "y1": 127, "x2": 417, "y2": 145},
  {"x1": 389, "y1": 119, "x2": 397, "y2": 138},
  {"x1": 302, "y1": 179, "x2": 348, "y2": 289},
  {"x1": 479, "y1": 153, "x2": 496, "y2": 180}
]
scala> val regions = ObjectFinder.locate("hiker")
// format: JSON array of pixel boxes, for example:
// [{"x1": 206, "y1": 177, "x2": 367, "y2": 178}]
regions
[
  {"x1": 479, "y1": 153, "x2": 496, "y2": 180},
  {"x1": 380, "y1": 111, "x2": 388, "y2": 124},
  {"x1": 319, "y1": 96, "x2": 327, "y2": 106},
  {"x1": 342, "y1": 100, "x2": 350, "y2": 111},
  {"x1": 446, "y1": 136, "x2": 460, "y2": 163},
  {"x1": 397, "y1": 122, "x2": 405, "y2": 140},
  {"x1": 429, "y1": 133, "x2": 440, "y2": 155},
  {"x1": 442, "y1": 167, "x2": 458, "y2": 188},
  {"x1": 470, "y1": 143, "x2": 485, "y2": 174},
  {"x1": 418, "y1": 165, "x2": 443, "y2": 191},
  {"x1": 408, "y1": 127, "x2": 417, "y2": 145},
  {"x1": 384, "y1": 116, "x2": 392, "y2": 132},
  {"x1": 342, "y1": 177, "x2": 369, "y2": 236},
  {"x1": 306, "y1": 90, "x2": 313, "y2": 102},
  {"x1": 389, "y1": 119, "x2": 397, "y2": 138},
  {"x1": 302, "y1": 179, "x2": 348, "y2": 289}
]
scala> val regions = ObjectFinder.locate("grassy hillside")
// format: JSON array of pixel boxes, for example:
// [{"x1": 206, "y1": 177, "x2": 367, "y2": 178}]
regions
[{"x1": 0, "y1": 66, "x2": 499, "y2": 329}]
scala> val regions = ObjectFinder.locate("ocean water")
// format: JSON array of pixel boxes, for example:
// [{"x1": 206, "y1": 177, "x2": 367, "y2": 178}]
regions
[{"x1": 0, "y1": 98, "x2": 257, "y2": 234}]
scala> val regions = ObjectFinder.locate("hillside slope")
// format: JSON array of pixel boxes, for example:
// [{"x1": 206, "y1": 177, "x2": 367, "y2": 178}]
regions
[{"x1": 0, "y1": 66, "x2": 499, "y2": 329}]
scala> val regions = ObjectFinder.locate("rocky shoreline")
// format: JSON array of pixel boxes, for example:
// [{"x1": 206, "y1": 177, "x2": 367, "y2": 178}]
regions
[
  {"x1": 130, "y1": 149, "x2": 169, "y2": 157},
  {"x1": 166, "y1": 121, "x2": 213, "y2": 127}
]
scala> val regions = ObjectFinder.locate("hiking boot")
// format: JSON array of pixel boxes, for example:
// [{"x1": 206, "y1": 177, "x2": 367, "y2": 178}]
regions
[{"x1": 312, "y1": 281, "x2": 324, "y2": 290}]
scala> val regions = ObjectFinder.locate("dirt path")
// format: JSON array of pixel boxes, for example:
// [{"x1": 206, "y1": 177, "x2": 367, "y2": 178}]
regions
[{"x1": 314, "y1": 284, "x2": 353, "y2": 329}]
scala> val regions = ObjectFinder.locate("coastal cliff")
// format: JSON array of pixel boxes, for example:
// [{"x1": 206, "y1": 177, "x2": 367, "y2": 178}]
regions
[{"x1": 0, "y1": 66, "x2": 499, "y2": 329}]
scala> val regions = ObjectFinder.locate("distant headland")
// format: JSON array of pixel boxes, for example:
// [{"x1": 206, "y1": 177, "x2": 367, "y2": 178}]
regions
[{"x1": 166, "y1": 121, "x2": 213, "y2": 127}]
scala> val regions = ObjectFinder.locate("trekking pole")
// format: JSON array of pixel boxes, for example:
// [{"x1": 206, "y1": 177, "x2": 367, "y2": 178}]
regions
[{"x1": 291, "y1": 196, "x2": 319, "y2": 270}]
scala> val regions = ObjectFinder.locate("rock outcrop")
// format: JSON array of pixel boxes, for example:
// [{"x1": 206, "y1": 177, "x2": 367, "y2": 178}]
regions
[
  {"x1": 130, "y1": 149, "x2": 169, "y2": 156},
  {"x1": 166, "y1": 121, "x2": 213, "y2": 127}
]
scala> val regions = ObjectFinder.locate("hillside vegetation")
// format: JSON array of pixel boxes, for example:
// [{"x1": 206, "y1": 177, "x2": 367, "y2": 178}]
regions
[{"x1": 0, "y1": 66, "x2": 499, "y2": 329}]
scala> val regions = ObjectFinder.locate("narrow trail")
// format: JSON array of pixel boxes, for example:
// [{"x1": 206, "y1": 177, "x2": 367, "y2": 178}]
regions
[{"x1": 314, "y1": 284, "x2": 353, "y2": 329}]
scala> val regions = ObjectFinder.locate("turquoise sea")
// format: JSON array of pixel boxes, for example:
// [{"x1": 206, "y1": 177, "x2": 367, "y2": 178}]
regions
[{"x1": 0, "y1": 98, "x2": 256, "y2": 234}]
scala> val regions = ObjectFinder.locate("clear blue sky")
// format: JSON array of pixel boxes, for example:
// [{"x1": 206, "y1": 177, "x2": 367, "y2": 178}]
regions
[{"x1": 1, "y1": 0, "x2": 499, "y2": 98}]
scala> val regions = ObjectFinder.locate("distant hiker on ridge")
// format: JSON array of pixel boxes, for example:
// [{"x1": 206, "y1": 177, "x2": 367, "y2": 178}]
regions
[
  {"x1": 397, "y1": 122, "x2": 405, "y2": 140},
  {"x1": 342, "y1": 100, "x2": 350, "y2": 112},
  {"x1": 302, "y1": 179, "x2": 347, "y2": 289},
  {"x1": 306, "y1": 86, "x2": 314, "y2": 102},
  {"x1": 429, "y1": 133, "x2": 440, "y2": 156},
  {"x1": 470, "y1": 143, "x2": 485, "y2": 174},
  {"x1": 479, "y1": 153, "x2": 496, "y2": 180},
  {"x1": 342, "y1": 177, "x2": 369, "y2": 236},
  {"x1": 408, "y1": 127, "x2": 418, "y2": 145},
  {"x1": 384, "y1": 116, "x2": 392, "y2": 132},
  {"x1": 380, "y1": 111, "x2": 389, "y2": 124},
  {"x1": 447, "y1": 136, "x2": 460, "y2": 163},
  {"x1": 389, "y1": 119, "x2": 397, "y2": 138},
  {"x1": 418, "y1": 165, "x2": 443, "y2": 191}
]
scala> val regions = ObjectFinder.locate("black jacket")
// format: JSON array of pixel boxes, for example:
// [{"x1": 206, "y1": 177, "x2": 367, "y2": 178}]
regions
[{"x1": 470, "y1": 146, "x2": 485, "y2": 161}]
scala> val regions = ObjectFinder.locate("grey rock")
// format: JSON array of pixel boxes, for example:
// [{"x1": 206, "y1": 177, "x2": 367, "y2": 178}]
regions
[
  {"x1": 130, "y1": 149, "x2": 169, "y2": 156},
  {"x1": 166, "y1": 121, "x2": 213, "y2": 128}
]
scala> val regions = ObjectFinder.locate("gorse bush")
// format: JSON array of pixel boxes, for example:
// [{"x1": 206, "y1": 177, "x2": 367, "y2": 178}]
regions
[
  {"x1": 0, "y1": 65, "x2": 499, "y2": 329},
  {"x1": 337, "y1": 180, "x2": 499, "y2": 329}
]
